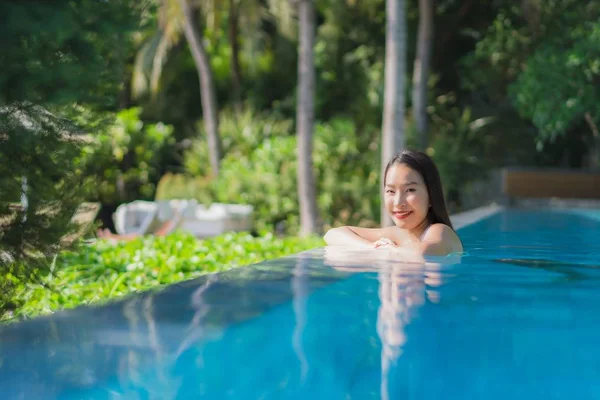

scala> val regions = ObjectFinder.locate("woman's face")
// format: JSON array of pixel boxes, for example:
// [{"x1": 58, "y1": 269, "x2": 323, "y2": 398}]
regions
[{"x1": 384, "y1": 163, "x2": 430, "y2": 235}]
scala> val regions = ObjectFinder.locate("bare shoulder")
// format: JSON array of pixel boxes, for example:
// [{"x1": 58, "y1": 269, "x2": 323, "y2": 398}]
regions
[
  {"x1": 380, "y1": 225, "x2": 414, "y2": 245},
  {"x1": 423, "y1": 223, "x2": 463, "y2": 252}
]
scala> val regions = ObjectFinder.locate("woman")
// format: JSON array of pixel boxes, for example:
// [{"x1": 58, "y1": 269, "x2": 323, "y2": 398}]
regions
[{"x1": 324, "y1": 150, "x2": 463, "y2": 256}]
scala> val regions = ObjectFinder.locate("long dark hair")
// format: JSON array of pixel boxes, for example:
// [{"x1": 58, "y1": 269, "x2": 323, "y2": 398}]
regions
[{"x1": 384, "y1": 149, "x2": 454, "y2": 230}]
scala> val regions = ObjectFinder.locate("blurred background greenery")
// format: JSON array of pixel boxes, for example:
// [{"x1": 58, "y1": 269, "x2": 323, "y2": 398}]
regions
[{"x1": 1, "y1": 0, "x2": 599, "y2": 319}]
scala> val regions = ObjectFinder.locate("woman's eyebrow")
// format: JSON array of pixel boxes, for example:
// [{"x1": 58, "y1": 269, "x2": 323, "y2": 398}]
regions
[{"x1": 385, "y1": 181, "x2": 419, "y2": 187}]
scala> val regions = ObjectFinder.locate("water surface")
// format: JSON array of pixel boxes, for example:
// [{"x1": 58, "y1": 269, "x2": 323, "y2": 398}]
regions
[{"x1": 1, "y1": 208, "x2": 599, "y2": 399}]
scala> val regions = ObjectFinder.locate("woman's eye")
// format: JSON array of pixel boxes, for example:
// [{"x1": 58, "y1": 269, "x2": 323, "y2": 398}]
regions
[
  {"x1": 386, "y1": 190, "x2": 394, "y2": 194},
  {"x1": 406, "y1": 188, "x2": 416, "y2": 193}
]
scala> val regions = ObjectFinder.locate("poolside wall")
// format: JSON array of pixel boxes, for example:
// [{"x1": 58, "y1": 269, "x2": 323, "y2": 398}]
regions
[
  {"x1": 502, "y1": 167, "x2": 600, "y2": 200},
  {"x1": 459, "y1": 167, "x2": 600, "y2": 213}
]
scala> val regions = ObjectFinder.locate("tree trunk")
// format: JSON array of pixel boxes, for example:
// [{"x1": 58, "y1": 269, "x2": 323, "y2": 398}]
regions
[
  {"x1": 584, "y1": 112, "x2": 599, "y2": 169},
  {"x1": 296, "y1": 0, "x2": 320, "y2": 236},
  {"x1": 228, "y1": 0, "x2": 243, "y2": 115},
  {"x1": 381, "y1": 0, "x2": 407, "y2": 227},
  {"x1": 179, "y1": 0, "x2": 221, "y2": 177},
  {"x1": 412, "y1": 0, "x2": 433, "y2": 150}
]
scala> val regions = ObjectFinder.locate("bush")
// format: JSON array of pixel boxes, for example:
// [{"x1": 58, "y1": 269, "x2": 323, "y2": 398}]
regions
[
  {"x1": 313, "y1": 118, "x2": 380, "y2": 229},
  {"x1": 155, "y1": 172, "x2": 213, "y2": 205},
  {"x1": 82, "y1": 107, "x2": 175, "y2": 205},
  {"x1": 211, "y1": 134, "x2": 298, "y2": 233},
  {"x1": 4, "y1": 231, "x2": 324, "y2": 321},
  {"x1": 184, "y1": 108, "x2": 293, "y2": 177},
  {"x1": 0, "y1": 102, "x2": 92, "y2": 317}
]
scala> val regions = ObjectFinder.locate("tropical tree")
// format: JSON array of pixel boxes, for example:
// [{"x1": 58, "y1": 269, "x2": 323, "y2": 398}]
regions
[
  {"x1": 179, "y1": 0, "x2": 222, "y2": 176},
  {"x1": 510, "y1": 3, "x2": 600, "y2": 168},
  {"x1": 381, "y1": 0, "x2": 407, "y2": 226},
  {"x1": 133, "y1": 0, "x2": 221, "y2": 176},
  {"x1": 412, "y1": 0, "x2": 434, "y2": 150},
  {"x1": 462, "y1": 0, "x2": 600, "y2": 168},
  {"x1": 296, "y1": 0, "x2": 320, "y2": 236},
  {"x1": 0, "y1": 0, "x2": 141, "y2": 316},
  {"x1": 194, "y1": 0, "x2": 265, "y2": 115}
]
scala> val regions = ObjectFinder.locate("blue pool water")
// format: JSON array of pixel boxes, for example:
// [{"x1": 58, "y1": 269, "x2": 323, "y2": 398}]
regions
[{"x1": 1, "y1": 208, "x2": 600, "y2": 399}]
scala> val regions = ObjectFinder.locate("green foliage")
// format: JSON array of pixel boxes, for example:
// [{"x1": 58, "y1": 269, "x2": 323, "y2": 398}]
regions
[
  {"x1": 313, "y1": 118, "x2": 381, "y2": 228},
  {"x1": 5, "y1": 231, "x2": 324, "y2": 321},
  {"x1": 244, "y1": 37, "x2": 299, "y2": 115},
  {"x1": 426, "y1": 95, "x2": 496, "y2": 211},
  {"x1": 510, "y1": 15, "x2": 600, "y2": 149},
  {"x1": 156, "y1": 173, "x2": 214, "y2": 204},
  {"x1": 314, "y1": 0, "x2": 386, "y2": 124},
  {"x1": 461, "y1": 1, "x2": 600, "y2": 164},
  {"x1": 83, "y1": 107, "x2": 175, "y2": 204},
  {"x1": 0, "y1": 0, "x2": 142, "y2": 107},
  {"x1": 184, "y1": 108, "x2": 293, "y2": 177},
  {"x1": 178, "y1": 112, "x2": 380, "y2": 233},
  {"x1": 211, "y1": 134, "x2": 298, "y2": 232},
  {"x1": 0, "y1": 1, "x2": 147, "y2": 317},
  {"x1": 0, "y1": 103, "x2": 92, "y2": 314},
  {"x1": 461, "y1": 8, "x2": 532, "y2": 101}
]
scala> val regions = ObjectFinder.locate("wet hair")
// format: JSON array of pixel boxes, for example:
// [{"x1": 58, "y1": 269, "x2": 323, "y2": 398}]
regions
[{"x1": 383, "y1": 149, "x2": 454, "y2": 230}]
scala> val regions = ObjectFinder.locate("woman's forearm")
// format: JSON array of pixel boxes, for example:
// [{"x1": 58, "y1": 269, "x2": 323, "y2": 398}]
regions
[{"x1": 324, "y1": 227, "x2": 372, "y2": 247}]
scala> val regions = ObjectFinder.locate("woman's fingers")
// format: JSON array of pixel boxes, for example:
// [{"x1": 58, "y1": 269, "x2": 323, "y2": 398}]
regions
[{"x1": 373, "y1": 237, "x2": 395, "y2": 248}]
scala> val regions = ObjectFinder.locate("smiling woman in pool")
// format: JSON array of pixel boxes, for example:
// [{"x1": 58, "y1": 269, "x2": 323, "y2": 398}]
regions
[{"x1": 324, "y1": 150, "x2": 463, "y2": 256}]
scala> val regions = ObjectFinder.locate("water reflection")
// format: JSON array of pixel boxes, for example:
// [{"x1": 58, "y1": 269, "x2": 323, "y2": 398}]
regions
[
  {"x1": 0, "y1": 248, "x2": 458, "y2": 399},
  {"x1": 292, "y1": 257, "x2": 310, "y2": 381},
  {"x1": 323, "y1": 246, "x2": 448, "y2": 400},
  {"x1": 493, "y1": 258, "x2": 598, "y2": 282},
  {"x1": 176, "y1": 276, "x2": 215, "y2": 357}
]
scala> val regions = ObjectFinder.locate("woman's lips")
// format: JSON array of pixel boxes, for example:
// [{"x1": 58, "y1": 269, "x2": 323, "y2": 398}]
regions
[{"x1": 392, "y1": 211, "x2": 412, "y2": 220}]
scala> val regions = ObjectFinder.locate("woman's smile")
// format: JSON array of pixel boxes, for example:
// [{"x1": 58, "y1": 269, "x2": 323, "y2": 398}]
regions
[{"x1": 392, "y1": 210, "x2": 412, "y2": 220}]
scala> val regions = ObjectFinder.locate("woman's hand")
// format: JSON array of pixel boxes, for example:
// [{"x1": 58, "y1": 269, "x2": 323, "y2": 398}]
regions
[{"x1": 371, "y1": 237, "x2": 398, "y2": 249}]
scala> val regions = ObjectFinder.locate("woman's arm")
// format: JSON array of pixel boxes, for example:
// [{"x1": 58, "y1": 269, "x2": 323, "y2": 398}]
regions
[{"x1": 324, "y1": 226, "x2": 401, "y2": 247}]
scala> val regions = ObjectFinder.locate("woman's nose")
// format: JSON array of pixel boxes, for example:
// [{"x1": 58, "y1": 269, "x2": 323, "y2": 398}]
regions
[{"x1": 393, "y1": 193, "x2": 405, "y2": 206}]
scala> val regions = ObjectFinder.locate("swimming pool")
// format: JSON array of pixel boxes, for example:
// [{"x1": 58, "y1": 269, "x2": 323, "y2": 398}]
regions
[{"x1": 1, "y1": 208, "x2": 599, "y2": 399}]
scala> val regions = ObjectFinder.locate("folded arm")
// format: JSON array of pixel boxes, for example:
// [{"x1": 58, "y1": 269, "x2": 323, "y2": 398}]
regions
[{"x1": 323, "y1": 226, "x2": 404, "y2": 247}]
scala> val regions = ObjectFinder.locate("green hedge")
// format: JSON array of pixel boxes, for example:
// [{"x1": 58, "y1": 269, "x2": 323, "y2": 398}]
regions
[{"x1": 3, "y1": 232, "x2": 324, "y2": 322}]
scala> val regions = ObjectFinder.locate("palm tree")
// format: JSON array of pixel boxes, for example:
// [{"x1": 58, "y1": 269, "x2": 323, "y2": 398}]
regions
[
  {"x1": 228, "y1": 0, "x2": 243, "y2": 114},
  {"x1": 412, "y1": 0, "x2": 434, "y2": 150},
  {"x1": 178, "y1": 0, "x2": 222, "y2": 176},
  {"x1": 381, "y1": 0, "x2": 407, "y2": 227},
  {"x1": 131, "y1": 0, "x2": 289, "y2": 174},
  {"x1": 132, "y1": 0, "x2": 221, "y2": 176},
  {"x1": 296, "y1": 0, "x2": 320, "y2": 236}
]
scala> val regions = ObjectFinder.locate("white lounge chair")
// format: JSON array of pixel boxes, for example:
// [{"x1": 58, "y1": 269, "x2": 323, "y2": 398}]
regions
[
  {"x1": 113, "y1": 200, "x2": 158, "y2": 236},
  {"x1": 177, "y1": 202, "x2": 253, "y2": 238},
  {"x1": 112, "y1": 199, "x2": 254, "y2": 239},
  {"x1": 157, "y1": 199, "x2": 198, "y2": 235},
  {"x1": 179, "y1": 203, "x2": 229, "y2": 238},
  {"x1": 210, "y1": 203, "x2": 254, "y2": 232}
]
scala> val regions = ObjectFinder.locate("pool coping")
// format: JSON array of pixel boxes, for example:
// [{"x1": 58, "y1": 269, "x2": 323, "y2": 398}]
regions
[
  {"x1": 448, "y1": 199, "x2": 600, "y2": 230},
  {"x1": 510, "y1": 197, "x2": 600, "y2": 209},
  {"x1": 450, "y1": 202, "x2": 504, "y2": 230}
]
